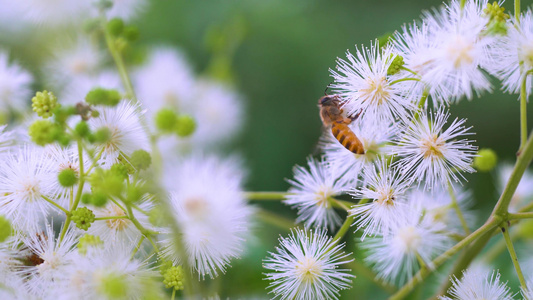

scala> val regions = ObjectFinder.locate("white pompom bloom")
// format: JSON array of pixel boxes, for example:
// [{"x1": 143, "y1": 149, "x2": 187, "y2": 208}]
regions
[
  {"x1": 188, "y1": 80, "x2": 244, "y2": 148},
  {"x1": 331, "y1": 43, "x2": 414, "y2": 123},
  {"x1": 440, "y1": 269, "x2": 514, "y2": 300},
  {"x1": 0, "y1": 239, "x2": 27, "y2": 298},
  {"x1": 160, "y1": 155, "x2": 253, "y2": 278},
  {"x1": 394, "y1": 0, "x2": 494, "y2": 104},
  {"x1": 104, "y1": 0, "x2": 148, "y2": 20},
  {"x1": 50, "y1": 242, "x2": 157, "y2": 300},
  {"x1": 0, "y1": 146, "x2": 58, "y2": 232},
  {"x1": 88, "y1": 199, "x2": 153, "y2": 245},
  {"x1": 89, "y1": 100, "x2": 150, "y2": 166},
  {"x1": 61, "y1": 71, "x2": 122, "y2": 105},
  {"x1": 488, "y1": 9, "x2": 533, "y2": 96},
  {"x1": 285, "y1": 157, "x2": 352, "y2": 231},
  {"x1": 10, "y1": 0, "x2": 91, "y2": 26},
  {"x1": 134, "y1": 47, "x2": 196, "y2": 121},
  {"x1": 44, "y1": 37, "x2": 103, "y2": 89},
  {"x1": 321, "y1": 120, "x2": 397, "y2": 181},
  {"x1": 18, "y1": 225, "x2": 79, "y2": 297},
  {"x1": 363, "y1": 206, "x2": 451, "y2": 285},
  {"x1": 394, "y1": 109, "x2": 477, "y2": 190},
  {"x1": 349, "y1": 158, "x2": 411, "y2": 239},
  {"x1": 522, "y1": 279, "x2": 533, "y2": 300},
  {"x1": 0, "y1": 125, "x2": 16, "y2": 154},
  {"x1": 263, "y1": 229, "x2": 354, "y2": 300},
  {"x1": 0, "y1": 51, "x2": 33, "y2": 114}
]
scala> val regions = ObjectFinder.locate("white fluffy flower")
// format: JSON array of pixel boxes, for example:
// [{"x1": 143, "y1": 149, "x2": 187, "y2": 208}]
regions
[
  {"x1": 104, "y1": 0, "x2": 148, "y2": 20},
  {"x1": 10, "y1": 0, "x2": 91, "y2": 26},
  {"x1": 349, "y1": 158, "x2": 411, "y2": 239},
  {"x1": 285, "y1": 157, "x2": 352, "y2": 231},
  {"x1": 19, "y1": 225, "x2": 79, "y2": 297},
  {"x1": 134, "y1": 47, "x2": 195, "y2": 121},
  {"x1": 488, "y1": 9, "x2": 533, "y2": 96},
  {"x1": 0, "y1": 146, "x2": 58, "y2": 232},
  {"x1": 321, "y1": 120, "x2": 397, "y2": 181},
  {"x1": 363, "y1": 206, "x2": 451, "y2": 285},
  {"x1": 0, "y1": 51, "x2": 33, "y2": 114},
  {"x1": 394, "y1": 0, "x2": 494, "y2": 103},
  {"x1": 440, "y1": 269, "x2": 514, "y2": 300},
  {"x1": 160, "y1": 155, "x2": 253, "y2": 278},
  {"x1": 60, "y1": 71, "x2": 122, "y2": 105},
  {"x1": 331, "y1": 43, "x2": 414, "y2": 123},
  {"x1": 263, "y1": 229, "x2": 354, "y2": 300},
  {"x1": 88, "y1": 199, "x2": 152, "y2": 245},
  {"x1": 89, "y1": 100, "x2": 150, "y2": 166},
  {"x1": 44, "y1": 37, "x2": 103, "y2": 89},
  {"x1": 394, "y1": 109, "x2": 477, "y2": 189}
]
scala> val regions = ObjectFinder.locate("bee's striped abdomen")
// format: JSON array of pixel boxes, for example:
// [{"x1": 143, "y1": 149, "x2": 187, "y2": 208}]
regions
[{"x1": 331, "y1": 123, "x2": 365, "y2": 155}]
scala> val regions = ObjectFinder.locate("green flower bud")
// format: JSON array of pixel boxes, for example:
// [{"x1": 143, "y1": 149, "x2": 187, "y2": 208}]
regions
[
  {"x1": 78, "y1": 234, "x2": 103, "y2": 255},
  {"x1": 81, "y1": 193, "x2": 92, "y2": 205},
  {"x1": 163, "y1": 265, "x2": 185, "y2": 291},
  {"x1": 71, "y1": 207, "x2": 96, "y2": 231},
  {"x1": 58, "y1": 168, "x2": 78, "y2": 187},
  {"x1": 473, "y1": 148, "x2": 498, "y2": 172},
  {"x1": 32, "y1": 90, "x2": 59, "y2": 119},
  {"x1": 484, "y1": 2, "x2": 509, "y2": 23},
  {"x1": 94, "y1": 127, "x2": 112, "y2": 144},
  {"x1": 100, "y1": 273, "x2": 127, "y2": 298},
  {"x1": 117, "y1": 155, "x2": 136, "y2": 174},
  {"x1": 175, "y1": 115, "x2": 196, "y2": 137},
  {"x1": 29, "y1": 120, "x2": 56, "y2": 146},
  {"x1": 107, "y1": 18, "x2": 124, "y2": 36},
  {"x1": 387, "y1": 54, "x2": 404, "y2": 76},
  {"x1": 92, "y1": 191, "x2": 108, "y2": 207},
  {"x1": 154, "y1": 108, "x2": 177, "y2": 133},
  {"x1": 130, "y1": 150, "x2": 151, "y2": 170},
  {"x1": 110, "y1": 163, "x2": 129, "y2": 180},
  {"x1": 54, "y1": 105, "x2": 76, "y2": 124},
  {"x1": 85, "y1": 88, "x2": 121, "y2": 106},
  {"x1": 0, "y1": 215, "x2": 12, "y2": 243},
  {"x1": 124, "y1": 25, "x2": 140, "y2": 42},
  {"x1": 75, "y1": 121, "x2": 90, "y2": 137},
  {"x1": 126, "y1": 184, "x2": 143, "y2": 203}
]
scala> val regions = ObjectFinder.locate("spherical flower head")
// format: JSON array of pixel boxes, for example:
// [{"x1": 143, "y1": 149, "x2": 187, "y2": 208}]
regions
[
  {"x1": 487, "y1": 9, "x2": 533, "y2": 96},
  {"x1": 285, "y1": 157, "x2": 352, "y2": 231},
  {"x1": 363, "y1": 205, "x2": 451, "y2": 285},
  {"x1": 349, "y1": 158, "x2": 411, "y2": 239},
  {"x1": 473, "y1": 148, "x2": 498, "y2": 172},
  {"x1": 440, "y1": 269, "x2": 514, "y2": 300},
  {"x1": 32, "y1": 90, "x2": 59, "y2": 119},
  {"x1": 0, "y1": 51, "x2": 33, "y2": 114},
  {"x1": 331, "y1": 42, "x2": 414, "y2": 123},
  {"x1": 0, "y1": 145, "x2": 57, "y2": 232},
  {"x1": 264, "y1": 229, "x2": 354, "y2": 300},
  {"x1": 89, "y1": 100, "x2": 150, "y2": 166},
  {"x1": 71, "y1": 207, "x2": 96, "y2": 231},
  {"x1": 393, "y1": 109, "x2": 477, "y2": 190},
  {"x1": 160, "y1": 155, "x2": 253, "y2": 279},
  {"x1": 162, "y1": 265, "x2": 185, "y2": 291}
]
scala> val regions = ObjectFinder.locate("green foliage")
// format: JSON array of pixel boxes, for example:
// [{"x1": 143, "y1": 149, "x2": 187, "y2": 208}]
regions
[{"x1": 0, "y1": 216, "x2": 12, "y2": 243}]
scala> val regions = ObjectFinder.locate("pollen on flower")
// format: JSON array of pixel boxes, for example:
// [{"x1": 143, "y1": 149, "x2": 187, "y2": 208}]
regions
[
  {"x1": 295, "y1": 256, "x2": 322, "y2": 282},
  {"x1": 396, "y1": 226, "x2": 422, "y2": 252},
  {"x1": 105, "y1": 205, "x2": 129, "y2": 231},
  {"x1": 360, "y1": 76, "x2": 391, "y2": 105},
  {"x1": 184, "y1": 196, "x2": 209, "y2": 218},
  {"x1": 314, "y1": 186, "x2": 333, "y2": 208},
  {"x1": 421, "y1": 134, "x2": 445, "y2": 159},
  {"x1": 445, "y1": 35, "x2": 474, "y2": 68}
]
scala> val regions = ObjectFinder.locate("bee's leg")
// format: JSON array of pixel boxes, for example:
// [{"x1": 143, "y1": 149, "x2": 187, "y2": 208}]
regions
[{"x1": 349, "y1": 111, "x2": 362, "y2": 122}]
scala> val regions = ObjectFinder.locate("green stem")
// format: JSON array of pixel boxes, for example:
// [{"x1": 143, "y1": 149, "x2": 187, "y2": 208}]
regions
[
  {"x1": 515, "y1": 0, "x2": 521, "y2": 23},
  {"x1": 501, "y1": 222, "x2": 527, "y2": 289},
  {"x1": 509, "y1": 212, "x2": 533, "y2": 219},
  {"x1": 389, "y1": 217, "x2": 500, "y2": 300},
  {"x1": 41, "y1": 195, "x2": 69, "y2": 215},
  {"x1": 520, "y1": 74, "x2": 528, "y2": 152},
  {"x1": 399, "y1": 66, "x2": 418, "y2": 76},
  {"x1": 389, "y1": 77, "x2": 420, "y2": 85},
  {"x1": 130, "y1": 236, "x2": 145, "y2": 260},
  {"x1": 333, "y1": 214, "x2": 355, "y2": 242},
  {"x1": 483, "y1": 227, "x2": 520, "y2": 263},
  {"x1": 59, "y1": 140, "x2": 86, "y2": 243},
  {"x1": 447, "y1": 181, "x2": 470, "y2": 234},
  {"x1": 257, "y1": 209, "x2": 296, "y2": 230},
  {"x1": 330, "y1": 198, "x2": 352, "y2": 211},
  {"x1": 126, "y1": 205, "x2": 159, "y2": 252},
  {"x1": 171, "y1": 289, "x2": 176, "y2": 300},
  {"x1": 244, "y1": 191, "x2": 290, "y2": 200}
]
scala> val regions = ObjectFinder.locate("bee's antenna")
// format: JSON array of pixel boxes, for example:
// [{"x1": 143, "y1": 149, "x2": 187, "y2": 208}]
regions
[{"x1": 324, "y1": 82, "x2": 334, "y2": 96}]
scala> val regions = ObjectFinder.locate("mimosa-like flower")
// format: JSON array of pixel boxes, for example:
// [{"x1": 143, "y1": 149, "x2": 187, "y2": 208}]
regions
[
  {"x1": 440, "y1": 269, "x2": 514, "y2": 300},
  {"x1": 394, "y1": 109, "x2": 477, "y2": 189},
  {"x1": 263, "y1": 229, "x2": 354, "y2": 300},
  {"x1": 0, "y1": 51, "x2": 33, "y2": 114},
  {"x1": 285, "y1": 157, "x2": 352, "y2": 230}
]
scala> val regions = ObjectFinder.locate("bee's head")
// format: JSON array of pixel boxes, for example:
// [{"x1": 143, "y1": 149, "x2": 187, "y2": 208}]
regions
[{"x1": 318, "y1": 95, "x2": 340, "y2": 106}]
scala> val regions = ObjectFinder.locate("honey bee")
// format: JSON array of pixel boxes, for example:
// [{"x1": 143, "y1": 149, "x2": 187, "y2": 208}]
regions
[{"x1": 318, "y1": 94, "x2": 365, "y2": 154}]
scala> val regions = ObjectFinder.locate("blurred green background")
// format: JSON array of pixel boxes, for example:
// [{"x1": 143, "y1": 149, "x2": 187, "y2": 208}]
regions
[{"x1": 137, "y1": 0, "x2": 533, "y2": 298}]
